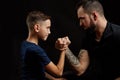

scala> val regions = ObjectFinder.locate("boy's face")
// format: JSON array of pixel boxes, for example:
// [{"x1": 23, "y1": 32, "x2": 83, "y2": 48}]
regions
[{"x1": 37, "y1": 19, "x2": 51, "y2": 41}]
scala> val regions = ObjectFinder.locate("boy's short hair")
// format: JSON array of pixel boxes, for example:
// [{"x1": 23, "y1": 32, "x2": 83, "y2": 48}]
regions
[{"x1": 26, "y1": 10, "x2": 51, "y2": 30}]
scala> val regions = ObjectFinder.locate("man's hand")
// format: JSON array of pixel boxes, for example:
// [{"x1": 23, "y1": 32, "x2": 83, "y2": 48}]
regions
[{"x1": 55, "y1": 36, "x2": 71, "y2": 51}]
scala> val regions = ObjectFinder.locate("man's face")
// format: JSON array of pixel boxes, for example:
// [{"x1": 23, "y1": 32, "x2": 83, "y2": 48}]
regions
[{"x1": 77, "y1": 7, "x2": 94, "y2": 30}]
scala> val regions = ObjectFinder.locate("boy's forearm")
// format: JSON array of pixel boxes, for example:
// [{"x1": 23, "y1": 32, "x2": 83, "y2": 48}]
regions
[{"x1": 57, "y1": 50, "x2": 66, "y2": 75}]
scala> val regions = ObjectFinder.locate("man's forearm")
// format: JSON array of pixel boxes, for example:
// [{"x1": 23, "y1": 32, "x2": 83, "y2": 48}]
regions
[
  {"x1": 65, "y1": 48, "x2": 89, "y2": 76},
  {"x1": 65, "y1": 48, "x2": 80, "y2": 67}
]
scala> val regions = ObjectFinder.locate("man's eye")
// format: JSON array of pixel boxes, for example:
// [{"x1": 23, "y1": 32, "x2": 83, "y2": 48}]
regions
[
  {"x1": 78, "y1": 17, "x2": 85, "y2": 22},
  {"x1": 78, "y1": 17, "x2": 85, "y2": 20}
]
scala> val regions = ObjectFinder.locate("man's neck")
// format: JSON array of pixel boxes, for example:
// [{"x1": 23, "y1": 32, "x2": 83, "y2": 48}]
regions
[{"x1": 95, "y1": 18, "x2": 107, "y2": 42}]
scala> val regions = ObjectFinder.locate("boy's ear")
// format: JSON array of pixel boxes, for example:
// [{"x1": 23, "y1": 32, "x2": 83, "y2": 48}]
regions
[{"x1": 34, "y1": 24, "x2": 40, "y2": 32}]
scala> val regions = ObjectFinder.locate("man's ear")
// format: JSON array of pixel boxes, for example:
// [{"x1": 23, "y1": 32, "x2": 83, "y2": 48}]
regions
[
  {"x1": 34, "y1": 24, "x2": 40, "y2": 32},
  {"x1": 92, "y1": 11, "x2": 97, "y2": 21}
]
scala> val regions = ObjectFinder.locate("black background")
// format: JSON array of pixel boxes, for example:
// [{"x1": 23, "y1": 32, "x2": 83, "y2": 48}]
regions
[{"x1": 0, "y1": 0, "x2": 120, "y2": 80}]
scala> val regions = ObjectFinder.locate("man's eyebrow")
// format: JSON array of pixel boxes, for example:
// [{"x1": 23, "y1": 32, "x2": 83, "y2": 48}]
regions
[
  {"x1": 78, "y1": 17, "x2": 85, "y2": 21},
  {"x1": 78, "y1": 17, "x2": 85, "y2": 19}
]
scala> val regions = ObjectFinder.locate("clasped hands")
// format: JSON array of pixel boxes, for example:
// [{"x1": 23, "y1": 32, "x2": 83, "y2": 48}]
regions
[{"x1": 55, "y1": 36, "x2": 71, "y2": 51}]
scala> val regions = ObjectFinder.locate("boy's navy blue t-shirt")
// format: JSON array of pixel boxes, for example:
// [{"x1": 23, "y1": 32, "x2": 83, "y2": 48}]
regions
[{"x1": 20, "y1": 41, "x2": 51, "y2": 80}]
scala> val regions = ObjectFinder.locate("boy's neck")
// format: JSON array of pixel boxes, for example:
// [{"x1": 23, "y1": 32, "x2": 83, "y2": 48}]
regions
[{"x1": 26, "y1": 32, "x2": 38, "y2": 45}]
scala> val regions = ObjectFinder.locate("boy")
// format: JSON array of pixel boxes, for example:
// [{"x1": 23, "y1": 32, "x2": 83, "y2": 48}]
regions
[{"x1": 20, "y1": 10, "x2": 70, "y2": 80}]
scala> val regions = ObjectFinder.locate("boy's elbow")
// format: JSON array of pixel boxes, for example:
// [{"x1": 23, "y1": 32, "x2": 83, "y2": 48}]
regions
[
  {"x1": 54, "y1": 71, "x2": 63, "y2": 77},
  {"x1": 57, "y1": 72, "x2": 63, "y2": 76}
]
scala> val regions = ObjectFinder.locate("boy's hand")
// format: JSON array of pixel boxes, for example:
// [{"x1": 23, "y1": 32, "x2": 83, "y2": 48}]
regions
[{"x1": 55, "y1": 36, "x2": 71, "y2": 51}]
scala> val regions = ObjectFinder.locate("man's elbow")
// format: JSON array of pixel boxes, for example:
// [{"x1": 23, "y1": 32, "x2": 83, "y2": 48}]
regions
[
  {"x1": 76, "y1": 68, "x2": 86, "y2": 76},
  {"x1": 76, "y1": 71, "x2": 85, "y2": 76}
]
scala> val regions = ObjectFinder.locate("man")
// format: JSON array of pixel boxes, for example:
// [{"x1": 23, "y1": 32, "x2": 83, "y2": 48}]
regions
[{"x1": 56, "y1": 0, "x2": 120, "y2": 80}]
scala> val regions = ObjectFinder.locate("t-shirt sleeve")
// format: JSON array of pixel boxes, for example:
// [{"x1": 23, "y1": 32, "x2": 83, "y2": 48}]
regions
[
  {"x1": 28, "y1": 45, "x2": 51, "y2": 66},
  {"x1": 37, "y1": 48, "x2": 51, "y2": 65}
]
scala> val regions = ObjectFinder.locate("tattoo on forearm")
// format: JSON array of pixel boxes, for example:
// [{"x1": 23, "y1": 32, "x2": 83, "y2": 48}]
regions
[
  {"x1": 78, "y1": 49, "x2": 86, "y2": 59},
  {"x1": 66, "y1": 48, "x2": 80, "y2": 66}
]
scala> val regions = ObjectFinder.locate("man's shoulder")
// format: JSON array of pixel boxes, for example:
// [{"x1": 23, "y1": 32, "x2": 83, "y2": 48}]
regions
[
  {"x1": 109, "y1": 22, "x2": 120, "y2": 29},
  {"x1": 108, "y1": 22, "x2": 120, "y2": 41}
]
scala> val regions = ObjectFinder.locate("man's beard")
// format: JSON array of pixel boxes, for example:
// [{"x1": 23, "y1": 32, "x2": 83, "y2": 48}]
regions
[{"x1": 86, "y1": 21, "x2": 96, "y2": 34}]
